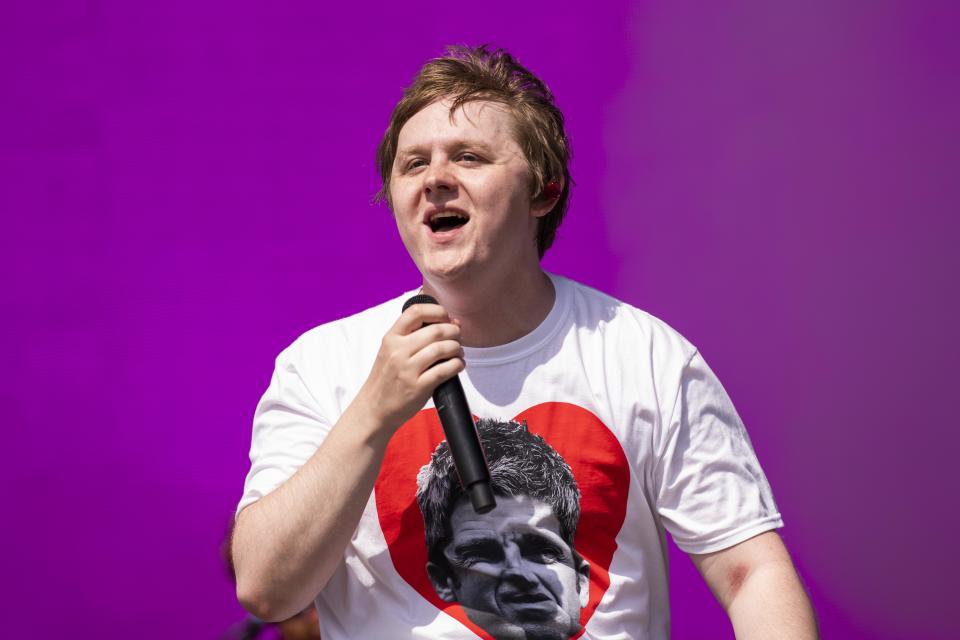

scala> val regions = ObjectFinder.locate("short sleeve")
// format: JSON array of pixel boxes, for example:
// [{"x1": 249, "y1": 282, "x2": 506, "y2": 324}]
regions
[
  {"x1": 237, "y1": 344, "x2": 332, "y2": 516},
  {"x1": 653, "y1": 350, "x2": 783, "y2": 554}
]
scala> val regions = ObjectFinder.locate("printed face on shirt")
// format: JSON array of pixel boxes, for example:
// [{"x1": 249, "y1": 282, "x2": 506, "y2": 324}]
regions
[{"x1": 427, "y1": 494, "x2": 590, "y2": 640}]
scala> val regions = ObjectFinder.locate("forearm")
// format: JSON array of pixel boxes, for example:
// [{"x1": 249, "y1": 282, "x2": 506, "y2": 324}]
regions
[
  {"x1": 233, "y1": 303, "x2": 464, "y2": 621},
  {"x1": 726, "y1": 559, "x2": 818, "y2": 639},
  {"x1": 233, "y1": 398, "x2": 393, "y2": 621}
]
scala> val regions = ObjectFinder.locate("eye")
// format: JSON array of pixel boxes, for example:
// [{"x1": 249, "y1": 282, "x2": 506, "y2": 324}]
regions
[
  {"x1": 405, "y1": 158, "x2": 427, "y2": 172},
  {"x1": 457, "y1": 152, "x2": 482, "y2": 164},
  {"x1": 454, "y1": 539, "x2": 505, "y2": 566},
  {"x1": 520, "y1": 538, "x2": 567, "y2": 564},
  {"x1": 528, "y1": 549, "x2": 560, "y2": 564}
]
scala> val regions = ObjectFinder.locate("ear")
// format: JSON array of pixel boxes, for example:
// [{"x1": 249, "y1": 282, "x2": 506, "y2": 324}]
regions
[
  {"x1": 576, "y1": 557, "x2": 591, "y2": 608},
  {"x1": 426, "y1": 561, "x2": 458, "y2": 603},
  {"x1": 530, "y1": 179, "x2": 563, "y2": 219}
]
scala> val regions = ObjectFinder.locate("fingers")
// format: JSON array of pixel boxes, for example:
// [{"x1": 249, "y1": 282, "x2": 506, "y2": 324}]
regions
[
  {"x1": 390, "y1": 303, "x2": 461, "y2": 358},
  {"x1": 361, "y1": 301, "x2": 466, "y2": 430},
  {"x1": 393, "y1": 303, "x2": 451, "y2": 335},
  {"x1": 418, "y1": 355, "x2": 466, "y2": 389},
  {"x1": 405, "y1": 322, "x2": 461, "y2": 357},
  {"x1": 409, "y1": 338, "x2": 464, "y2": 373}
]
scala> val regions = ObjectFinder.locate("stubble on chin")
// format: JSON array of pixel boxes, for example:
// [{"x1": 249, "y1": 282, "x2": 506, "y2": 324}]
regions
[
  {"x1": 461, "y1": 606, "x2": 527, "y2": 640},
  {"x1": 460, "y1": 605, "x2": 578, "y2": 640}
]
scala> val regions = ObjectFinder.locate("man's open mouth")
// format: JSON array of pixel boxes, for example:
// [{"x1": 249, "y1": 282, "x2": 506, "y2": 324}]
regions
[{"x1": 427, "y1": 210, "x2": 469, "y2": 233}]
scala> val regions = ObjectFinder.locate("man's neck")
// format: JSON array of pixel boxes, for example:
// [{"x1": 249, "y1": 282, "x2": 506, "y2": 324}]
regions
[{"x1": 422, "y1": 268, "x2": 555, "y2": 348}]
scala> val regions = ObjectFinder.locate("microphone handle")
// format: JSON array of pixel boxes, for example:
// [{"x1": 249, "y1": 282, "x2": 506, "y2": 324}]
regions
[{"x1": 433, "y1": 377, "x2": 496, "y2": 513}]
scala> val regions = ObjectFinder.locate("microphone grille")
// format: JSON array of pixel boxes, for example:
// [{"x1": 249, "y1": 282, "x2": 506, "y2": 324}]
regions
[{"x1": 402, "y1": 293, "x2": 438, "y2": 312}]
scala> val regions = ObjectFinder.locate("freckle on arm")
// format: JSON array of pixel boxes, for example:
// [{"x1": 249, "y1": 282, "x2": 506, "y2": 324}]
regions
[{"x1": 727, "y1": 563, "x2": 750, "y2": 599}]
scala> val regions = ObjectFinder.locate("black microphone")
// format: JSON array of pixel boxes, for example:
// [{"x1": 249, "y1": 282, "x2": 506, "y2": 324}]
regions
[{"x1": 403, "y1": 294, "x2": 496, "y2": 514}]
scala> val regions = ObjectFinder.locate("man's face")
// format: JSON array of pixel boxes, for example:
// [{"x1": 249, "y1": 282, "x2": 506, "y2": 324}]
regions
[
  {"x1": 389, "y1": 99, "x2": 552, "y2": 287},
  {"x1": 427, "y1": 495, "x2": 590, "y2": 640}
]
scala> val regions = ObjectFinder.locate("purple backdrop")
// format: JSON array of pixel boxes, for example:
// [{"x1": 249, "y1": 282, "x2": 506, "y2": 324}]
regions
[{"x1": 3, "y1": 1, "x2": 957, "y2": 638}]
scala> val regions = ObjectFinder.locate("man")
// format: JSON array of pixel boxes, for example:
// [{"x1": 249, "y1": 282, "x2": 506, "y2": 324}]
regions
[
  {"x1": 417, "y1": 419, "x2": 590, "y2": 640},
  {"x1": 233, "y1": 45, "x2": 818, "y2": 638}
]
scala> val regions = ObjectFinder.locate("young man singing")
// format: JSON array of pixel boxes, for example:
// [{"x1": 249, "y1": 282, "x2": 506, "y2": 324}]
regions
[{"x1": 233, "y1": 45, "x2": 818, "y2": 639}]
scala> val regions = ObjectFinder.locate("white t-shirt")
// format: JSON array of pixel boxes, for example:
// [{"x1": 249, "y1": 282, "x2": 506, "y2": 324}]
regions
[{"x1": 239, "y1": 274, "x2": 782, "y2": 639}]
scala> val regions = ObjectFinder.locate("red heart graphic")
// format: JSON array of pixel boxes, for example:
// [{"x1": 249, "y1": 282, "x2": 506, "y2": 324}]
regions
[{"x1": 375, "y1": 402, "x2": 630, "y2": 639}]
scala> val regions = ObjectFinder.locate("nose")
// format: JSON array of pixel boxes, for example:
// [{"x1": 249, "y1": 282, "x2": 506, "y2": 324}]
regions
[
  {"x1": 424, "y1": 158, "x2": 455, "y2": 195},
  {"x1": 501, "y1": 544, "x2": 538, "y2": 588}
]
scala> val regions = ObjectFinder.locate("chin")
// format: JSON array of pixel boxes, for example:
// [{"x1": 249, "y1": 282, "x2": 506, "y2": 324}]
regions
[
  {"x1": 461, "y1": 607, "x2": 577, "y2": 640},
  {"x1": 420, "y1": 256, "x2": 474, "y2": 283}
]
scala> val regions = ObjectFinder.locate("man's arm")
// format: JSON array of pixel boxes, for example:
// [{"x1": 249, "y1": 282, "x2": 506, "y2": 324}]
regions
[
  {"x1": 690, "y1": 531, "x2": 819, "y2": 639},
  {"x1": 232, "y1": 304, "x2": 464, "y2": 622}
]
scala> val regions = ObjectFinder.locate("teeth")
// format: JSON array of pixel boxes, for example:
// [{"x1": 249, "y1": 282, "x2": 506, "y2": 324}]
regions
[{"x1": 428, "y1": 211, "x2": 468, "y2": 232}]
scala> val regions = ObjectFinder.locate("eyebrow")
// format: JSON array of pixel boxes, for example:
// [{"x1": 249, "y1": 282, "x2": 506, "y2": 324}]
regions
[
  {"x1": 395, "y1": 139, "x2": 496, "y2": 159},
  {"x1": 453, "y1": 538, "x2": 500, "y2": 555},
  {"x1": 518, "y1": 531, "x2": 568, "y2": 551}
]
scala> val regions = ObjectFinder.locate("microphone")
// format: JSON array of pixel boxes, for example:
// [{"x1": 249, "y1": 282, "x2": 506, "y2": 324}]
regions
[{"x1": 403, "y1": 294, "x2": 496, "y2": 514}]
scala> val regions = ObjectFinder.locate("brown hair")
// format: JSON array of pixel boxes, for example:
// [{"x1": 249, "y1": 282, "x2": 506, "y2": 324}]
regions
[{"x1": 375, "y1": 45, "x2": 572, "y2": 258}]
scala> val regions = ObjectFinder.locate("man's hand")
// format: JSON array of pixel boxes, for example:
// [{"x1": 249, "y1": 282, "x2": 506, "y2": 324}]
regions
[
  {"x1": 233, "y1": 302, "x2": 464, "y2": 621},
  {"x1": 353, "y1": 302, "x2": 464, "y2": 440},
  {"x1": 690, "y1": 531, "x2": 819, "y2": 639}
]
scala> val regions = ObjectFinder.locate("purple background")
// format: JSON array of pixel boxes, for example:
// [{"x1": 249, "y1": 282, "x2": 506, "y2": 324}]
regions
[{"x1": 3, "y1": 1, "x2": 957, "y2": 638}]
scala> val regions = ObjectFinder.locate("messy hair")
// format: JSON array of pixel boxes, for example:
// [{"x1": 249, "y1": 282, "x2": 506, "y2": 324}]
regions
[
  {"x1": 375, "y1": 44, "x2": 572, "y2": 258},
  {"x1": 416, "y1": 418, "x2": 581, "y2": 561}
]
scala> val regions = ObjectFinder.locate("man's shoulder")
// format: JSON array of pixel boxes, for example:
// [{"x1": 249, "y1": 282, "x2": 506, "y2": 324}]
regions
[{"x1": 558, "y1": 275, "x2": 698, "y2": 361}]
